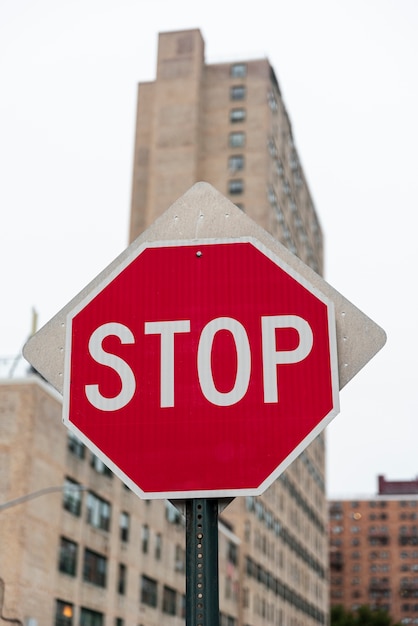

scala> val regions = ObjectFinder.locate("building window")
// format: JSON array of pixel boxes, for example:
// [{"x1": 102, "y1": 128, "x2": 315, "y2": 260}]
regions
[
  {"x1": 90, "y1": 454, "x2": 112, "y2": 477},
  {"x1": 225, "y1": 575, "x2": 232, "y2": 599},
  {"x1": 244, "y1": 520, "x2": 251, "y2": 542},
  {"x1": 58, "y1": 537, "x2": 78, "y2": 576},
  {"x1": 83, "y1": 548, "x2": 107, "y2": 588},
  {"x1": 228, "y1": 179, "x2": 244, "y2": 195},
  {"x1": 268, "y1": 91, "x2": 278, "y2": 112},
  {"x1": 119, "y1": 511, "x2": 130, "y2": 542},
  {"x1": 228, "y1": 154, "x2": 244, "y2": 172},
  {"x1": 141, "y1": 524, "x2": 149, "y2": 553},
  {"x1": 63, "y1": 477, "x2": 82, "y2": 516},
  {"x1": 227, "y1": 541, "x2": 238, "y2": 566},
  {"x1": 221, "y1": 613, "x2": 237, "y2": 626},
  {"x1": 165, "y1": 500, "x2": 183, "y2": 524},
  {"x1": 229, "y1": 108, "x2": 246, "y2": 123},
  {"x1": 155, "y1": 533, "x2": 162, "y2": 560},
  {"x1": 141, "y1": 575, "x2": 158, "y2": 607},
  {"x1": 117, "y1": 563, "x2": 126, "y2": 595},
  {"x1": 80, "y1": 608, "x2": 103, "y2": 626},
  {"x1": 175, "y1": 544, "x2": 185, "y2": 572},
  {"x1": 162, "y1": 586, "x2": 177, "y2": 615},
  {"x1": 115, "y1": 619, "x2": 123, "y2": 626},
  {"x1": 229, "y1": 132, "x2": 245, "y2": 148},
  {"x1": 55, "y1": 600, "x2": 73, "y2": 626},
  {"x1": 230, "y1": 63, "x2": 247, "y2": 78},
  {"x1": 67, "y1": 433, "x2": 85, "y2": 459},
  {"x1": 86, "y1": 492, "x2": 111, "y2": 531},
  {"x1": 230, "y1": 85, "x2": 246, "y2": 100}
]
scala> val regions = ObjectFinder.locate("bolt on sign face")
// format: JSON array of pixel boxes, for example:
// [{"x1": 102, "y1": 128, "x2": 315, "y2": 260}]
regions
[{"x1": 63, "y1": 237, "x2": 339, "y2": 499}]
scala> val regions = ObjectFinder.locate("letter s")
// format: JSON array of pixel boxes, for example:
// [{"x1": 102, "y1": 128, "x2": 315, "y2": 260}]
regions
[{"x1": 85, "y1": 322, "x2": 136, "y2": 411}]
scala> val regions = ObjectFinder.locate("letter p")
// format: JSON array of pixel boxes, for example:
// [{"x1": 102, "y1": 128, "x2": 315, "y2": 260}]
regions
[{"x1": 261, "y1": 315, "x2": 313, "y2": 403}]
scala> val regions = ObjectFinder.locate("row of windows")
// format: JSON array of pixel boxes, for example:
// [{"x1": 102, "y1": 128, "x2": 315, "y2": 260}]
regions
[
  {"x1": 141, "y1": 576, "x2": 185, "y2": 616},
  {"x1": 253, "y1": 593, "x2": 278, "y2": 622},
  {"x1": 267, "y1": 166, "x2": 316, "y2": 264},
  {"x1": 299, "y1": 451, "x2": 325, "y2": 493},
  {"x1": 64, "y1": 478, "x2": 153, "y2": 546},
  {"x1": 140, "y1": 524, "x2": 162, "y2": 558},
  {"x1": 228, "y1": 64, "x2": 246, "y2": 212},
  {"x1": 68, "y1": 434, "x2": 113, "y2": 478},
  {"x1": 59, "y1": 541, "x2": 109, "y2": 588},
  {"x1": 331, "y1": 521, "x2": 418, "y2": 536},
  {"x1": 246, "y1": 495, "x2": 281, "y2": 535},
  {"x1": 245, "y1": 557, "x2": 325, "y2": 624},
  {"x1": 59, "y1": 533, "x2": 185, "y2": 585},
  {"x1": 227, "y1": 73, "x2": 290, "y2": 215},
  {"x1": 59, "y1": 541, "x2": 183, "y2": 614},
  {"x1": 55, "y1": 601, "x2": 105, "y2": 626},
  {"x1": 335, "y1": 577, "x2": 418, "y2": 589},
  {"x1": 401, "y1": 578, "x2": 418, "y2": 586},
  {"x1": 332, "y1": 500, "x2": 418, "y2": 509},
  {"x1": 246, "y1": 495, "x2": 325, "y2": 578},
  {"x1": 331, "y1": 511, "x2": 391, "y2": 521},
  {"x1": 56, "y1": 597, "x2": 185, "y2": 626},
  {"x1": 334, "y1": 512, "x2": 397, "y2": 522},
  {"x1": 227, "y1": 66, "x2": 247, "y2": 200},
  {"x1": 280, "y1": 526, "x2": 325, "y2": 580},
  {"x1": 280, "y1": 472, "x2": 325, "y2": 534},
  {"x1": 346, "y1": 564, "x2": 392, "y2": 573},
  {"x1": 63, "y1": 478, "x2": 122, "y2": 533},
  {"x1": 401, "y1": 537, "x2": 418, "y2": 546},
  {"x1": 334, "y1": 562, "x2": 418, "y2": 575},
  {"x1": 331, "y1": 524, "x2": 393, "y2": 537}
]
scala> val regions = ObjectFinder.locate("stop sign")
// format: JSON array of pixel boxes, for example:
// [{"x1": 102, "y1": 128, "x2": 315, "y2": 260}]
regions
[{"x1": 63, "y1": 236, "x2": 339, "y2": 498}]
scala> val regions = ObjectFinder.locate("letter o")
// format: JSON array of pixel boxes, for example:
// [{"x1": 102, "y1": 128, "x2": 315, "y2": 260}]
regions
[{"x1": 197, "y1": 317, "x2": 251, "y2": 406}]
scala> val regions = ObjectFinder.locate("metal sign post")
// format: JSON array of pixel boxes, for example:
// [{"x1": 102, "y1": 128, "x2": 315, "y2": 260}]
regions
[{"x1": 185, "y1": 499, "x2": 220, "y2": 626}]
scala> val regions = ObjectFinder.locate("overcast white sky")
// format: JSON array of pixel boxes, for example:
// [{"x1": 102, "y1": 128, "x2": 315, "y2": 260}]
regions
[{"x1": 1, "y1": 0, "x2": 417, "y2": 498}]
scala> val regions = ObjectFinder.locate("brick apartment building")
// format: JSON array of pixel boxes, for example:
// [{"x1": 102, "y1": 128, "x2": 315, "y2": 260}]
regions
[{"x1": 329, "y1": 476, "x2": 418, "y2": 624}]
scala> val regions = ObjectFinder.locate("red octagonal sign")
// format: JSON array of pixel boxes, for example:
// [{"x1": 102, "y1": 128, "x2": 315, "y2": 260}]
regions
[{"x1": 63, "y1": 238, "x2": 339, "y2": 498}]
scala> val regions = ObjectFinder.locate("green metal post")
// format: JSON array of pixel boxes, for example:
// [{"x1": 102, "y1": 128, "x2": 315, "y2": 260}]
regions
[{"x1": 185, "y1": 499, "x2": 219, "y2": 626}]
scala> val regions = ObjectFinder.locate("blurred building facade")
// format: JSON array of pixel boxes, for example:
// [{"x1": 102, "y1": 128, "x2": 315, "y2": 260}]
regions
[
  {"x1": 0, "y1": 28, "x2": 328, "y2": 626},
  {"x1": 0, "y1": 378, "x2": 240, "y2": 626},
  {"x1": 329, "y1": 477, "x2": 418, "y2": 624}
]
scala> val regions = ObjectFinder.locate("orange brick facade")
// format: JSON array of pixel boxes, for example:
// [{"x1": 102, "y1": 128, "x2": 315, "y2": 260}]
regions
[{"x1": 329, "y1": 490, "x2": 418, "y2": 624}]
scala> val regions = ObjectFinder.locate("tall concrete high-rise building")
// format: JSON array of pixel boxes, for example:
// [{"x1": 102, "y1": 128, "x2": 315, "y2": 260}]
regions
[
  {"x1": 129, "y1": 27, "x2": 328, "y2": 626},
  {"x1": 130, "y1": 29, "x2": 323, "y2": 276},
  {"x1": 0, "y1": 29, "x2": 328, "y2": 626}
]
